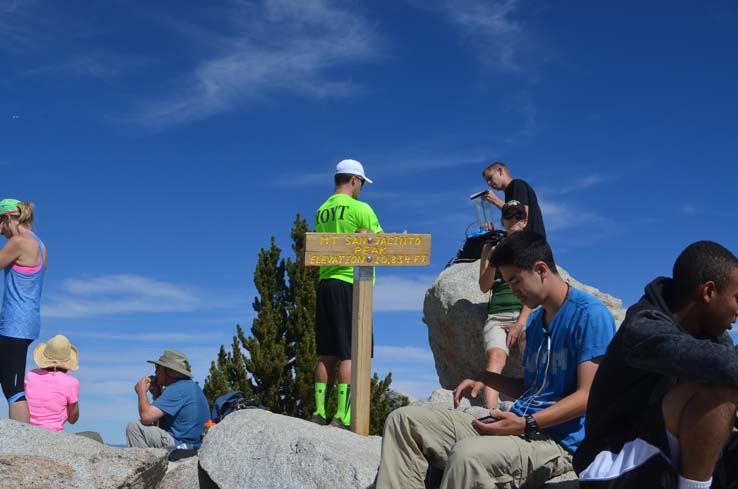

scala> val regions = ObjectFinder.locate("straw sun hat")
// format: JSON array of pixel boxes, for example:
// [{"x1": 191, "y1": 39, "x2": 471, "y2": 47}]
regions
[{"x1": 33, "y1": 335, "x2": 79, "y2": 371}]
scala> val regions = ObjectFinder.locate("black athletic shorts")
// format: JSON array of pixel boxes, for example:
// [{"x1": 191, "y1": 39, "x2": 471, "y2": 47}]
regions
[
  {"x1": 0, "y1": 335, "x2": 33, "y2": 403},
  {"x1": 315, "y1": 279, "x2": 353, "y2": 360},
  {"x1": 315, "y1": 279, "x2": 375, "y2": 360}
]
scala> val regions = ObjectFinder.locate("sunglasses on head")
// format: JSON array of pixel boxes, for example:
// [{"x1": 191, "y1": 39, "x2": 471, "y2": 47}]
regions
[{"x1": 503, "y1": 212, "x2": 526, "y2": 220}]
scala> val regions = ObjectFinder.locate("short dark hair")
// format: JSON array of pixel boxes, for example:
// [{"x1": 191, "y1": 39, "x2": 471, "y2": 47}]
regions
[
  {"x1": 335, "y1": 173, "x2": 354, "y2": 186},
  {"x1": 490, "y1": 231, "x2": 557, "y2": 273},
  {"x1": 482, "y1": 161, "x2": 509, "y2": 177},
  {"x1": 672, "y1": 241, "x2": 738, "y2": 303}
]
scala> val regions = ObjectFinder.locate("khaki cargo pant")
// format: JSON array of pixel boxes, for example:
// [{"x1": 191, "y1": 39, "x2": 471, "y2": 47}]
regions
[{"x1": 375, "y1": 406, "x2": 573, "y2": 489}]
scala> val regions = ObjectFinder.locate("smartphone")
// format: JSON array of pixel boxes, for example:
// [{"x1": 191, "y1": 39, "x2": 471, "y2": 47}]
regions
[{"x1": 477, "y1": 416, "x2": 500, "y2": 424}]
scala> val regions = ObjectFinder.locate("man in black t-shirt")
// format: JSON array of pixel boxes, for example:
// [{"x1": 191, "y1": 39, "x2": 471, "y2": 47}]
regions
[{"x1": 482, "y1": 161, "x2": 546, "y2": 238}]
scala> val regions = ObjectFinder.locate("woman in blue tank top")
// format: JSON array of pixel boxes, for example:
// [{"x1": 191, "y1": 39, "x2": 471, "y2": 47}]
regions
[{"x1": 0, "y1": 199, "x2": 47, "y2": 423}]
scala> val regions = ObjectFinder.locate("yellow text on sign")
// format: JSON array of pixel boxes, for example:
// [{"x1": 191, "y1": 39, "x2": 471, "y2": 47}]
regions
[{"x1": 304, "y1": 233, "x2": 432, "y2": 267}]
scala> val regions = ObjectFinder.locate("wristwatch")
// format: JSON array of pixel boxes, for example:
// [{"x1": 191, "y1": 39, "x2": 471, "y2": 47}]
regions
[{"x1": 524, "y1": 415, "x2": 547, "y2": 441}]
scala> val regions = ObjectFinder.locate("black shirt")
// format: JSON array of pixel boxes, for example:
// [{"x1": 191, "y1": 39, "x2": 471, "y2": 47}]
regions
[{"x1": 505, "y1": 179, "x2": 546, "y2": 238}]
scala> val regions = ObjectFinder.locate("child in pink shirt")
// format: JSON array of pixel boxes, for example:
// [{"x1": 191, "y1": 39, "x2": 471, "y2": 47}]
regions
[{"x1": 25, "y1": 335, "x2": 80, "y2": 432}]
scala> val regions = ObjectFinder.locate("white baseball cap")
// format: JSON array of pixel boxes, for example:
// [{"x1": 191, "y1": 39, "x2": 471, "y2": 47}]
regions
[{"x1": 335, "y1": 159, "x2": 373, "y2": 183}]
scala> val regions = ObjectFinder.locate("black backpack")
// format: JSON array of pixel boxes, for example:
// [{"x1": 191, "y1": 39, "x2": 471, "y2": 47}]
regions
[{"x1": 211, "y1": 391, "x2": 262, "y2": 423}]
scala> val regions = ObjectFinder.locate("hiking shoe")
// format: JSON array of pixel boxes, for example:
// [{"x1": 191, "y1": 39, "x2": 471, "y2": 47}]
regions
[
  {"x1": 329, "y1": 417, "x2": 350, "y2": 430},
  {"x1": 310, "y1": 414, "x2": 327, "y2": 426}
]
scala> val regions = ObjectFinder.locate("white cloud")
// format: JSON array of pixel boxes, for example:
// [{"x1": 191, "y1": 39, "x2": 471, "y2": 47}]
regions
[
  {"x1": 42, "y1": 274, "x2": 236, "y2": 318},
  {"x1": 374, "y1": 274, "x2": 434, "y2": 311},
  {"x1": 374, "y1": 345, "x2": 434, "y2": 364},
  {"x1": 274, "y1": 147, "x2": 493, "y2": 188},
  {"x1": 409, "y1": 0, "x2": 528, "y2": 72},
  {"x1": 133, "y1": 0, "x2": 379, "y2": 128},
  {"x1": 538, "y1": 174, "x2": 614, "y2": 196}
]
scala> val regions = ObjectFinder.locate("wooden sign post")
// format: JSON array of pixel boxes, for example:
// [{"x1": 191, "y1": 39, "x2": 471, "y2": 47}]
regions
[{"x1": 305, "y1": 232, "x2": 432, "y2": 435}]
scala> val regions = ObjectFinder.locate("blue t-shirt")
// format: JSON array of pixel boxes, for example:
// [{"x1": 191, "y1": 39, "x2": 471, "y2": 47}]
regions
[
  {"x1": 153, "y1": 379, "x2": 210, "y2": 447},
  {"x1": 510, "y1": 286, "x2": 615, "y2": 453}
]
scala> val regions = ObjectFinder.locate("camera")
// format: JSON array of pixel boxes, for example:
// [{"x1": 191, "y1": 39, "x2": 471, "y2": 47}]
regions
[{"x1": 483, "y1": 230, "x2": 507, "y2": 253}]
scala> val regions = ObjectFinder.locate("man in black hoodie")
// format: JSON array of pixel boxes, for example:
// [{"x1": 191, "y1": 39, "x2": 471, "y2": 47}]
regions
[{"x1": 574, "y1": 241, "x2": 738, "y2": 489}]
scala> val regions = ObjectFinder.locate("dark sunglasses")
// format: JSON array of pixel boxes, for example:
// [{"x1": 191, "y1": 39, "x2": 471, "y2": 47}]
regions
[
  {"x1": 355, "y1": 175, "x2": 366, "y2": 186},
  {"x1": 502, "y1": 212, "x2": 526, "y2": 220}
]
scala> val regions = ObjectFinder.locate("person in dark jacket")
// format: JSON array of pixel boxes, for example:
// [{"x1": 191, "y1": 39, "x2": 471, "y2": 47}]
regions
[{"x1": 574, "y1": 241, "x2": 738, "y2": 489}]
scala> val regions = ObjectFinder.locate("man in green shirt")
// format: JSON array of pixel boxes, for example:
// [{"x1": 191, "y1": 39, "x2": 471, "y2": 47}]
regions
[{"x1": 312, "y1": 159, "x2": 383, "y2": 429}]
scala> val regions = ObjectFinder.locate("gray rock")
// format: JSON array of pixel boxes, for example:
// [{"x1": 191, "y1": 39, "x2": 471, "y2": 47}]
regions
[
  {"x1": 0, "y1": 420, "x2": 168, "y2": 489},
  {"x1": 0, "y1": 455, "x2": 76, "y2": 488},
  {"x1": 198, "y1": 409, "x2": 381, "y2": 489},
  {"x1": 159, "y1": 457, "x2": 199, "y2": 489},
  {"x1": 423, "y1": 261, "x2": 625, "y2": 391}
]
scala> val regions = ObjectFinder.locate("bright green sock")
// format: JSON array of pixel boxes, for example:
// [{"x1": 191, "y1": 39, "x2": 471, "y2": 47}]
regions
[
  {"x1": 335, "y1": 383, "x2": 351, "y2": 425},
  {"x1": 314, "y1": 382, "x2": 327, "y2": 418}
]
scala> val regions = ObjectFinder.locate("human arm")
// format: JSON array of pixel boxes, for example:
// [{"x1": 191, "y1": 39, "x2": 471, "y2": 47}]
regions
[
  {"x1": 473, "y1": 359, "x2": 601, "y2": 436},
  {"x1": 506, "y1": 305, "x2": 533, "y2": 350},
  {"x1": 479, "y1": 243, "x2": 497, "y2": 293},
  {"x1": 482, "y1": 190, "x2": 504, "y2": 209},
  {"x1": 135, "y1": 377, "x2": 165, "y2": 425},
  {"x1": 67, "y1": 402, "x2": 79, "y2": 424},
  {"x1": 624, "y1": 310, "x2": 738, "y2": 385},
  {"x1": 453, "y1": 371, "x2": 526, "y2": 408},
  {"x1": 0, "y1": 237, "x2": 22, "y2": 269}
]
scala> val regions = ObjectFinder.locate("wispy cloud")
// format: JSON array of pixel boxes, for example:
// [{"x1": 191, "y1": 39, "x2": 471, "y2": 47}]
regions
[
  {"x1": 374, "y1": 274, "x2": 434, "y2": 311},
  {"x1": 42, "y1": 274, "x2": 236, "y2": 318},
  {"x1": 274, "y1": 147, "x2": 492, "y2": 187},
  {"x1": 133, "y1": 0, "x2": 379, "y2": 128},
  {"x1": 539, "y1": 200, "x2": 612, "y2": 233},
  {"x1": 408, "y1": 0, "x2": 529, "y2": 72},
  {"x1": 375, "y1": 345, "x2": 434, "y2": 364},
  {"x1": 538, "y1": 174, "x2": 615, "y2": 196},
  {"x1": 16, "y1": 53, "x2": 141, "y2": 81}
]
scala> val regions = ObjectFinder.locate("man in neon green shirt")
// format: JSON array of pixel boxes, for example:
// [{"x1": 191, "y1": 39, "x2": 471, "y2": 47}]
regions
[{"x1": 312, "y1": 159, "x2": 383, "y2": 429}]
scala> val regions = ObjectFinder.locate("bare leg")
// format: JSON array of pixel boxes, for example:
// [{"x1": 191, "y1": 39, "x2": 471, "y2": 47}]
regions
[
  {"x1": 9, "y1": 400, "x2": 29, "y2": 423},
  {"x1": 483, "y1": 348, "x2": 507, "y2": 409},
  {"x1": 337, "y1": 359, "x2": 351, "y2": 385},
  {"x1": 663, "y1": 383, "x2": 738, "y2": 481},
  {"x1": 315, "y1": 355, "x2": 339, "y2": 383}
]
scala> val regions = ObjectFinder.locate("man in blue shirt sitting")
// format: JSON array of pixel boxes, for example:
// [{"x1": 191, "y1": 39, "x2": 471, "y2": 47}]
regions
[
  {"x1": 375, "y1": 232, "x2": 616, "y2": 489},
  {"x1": 126, "y1": 349, "x2": 209, "y2": 449}
]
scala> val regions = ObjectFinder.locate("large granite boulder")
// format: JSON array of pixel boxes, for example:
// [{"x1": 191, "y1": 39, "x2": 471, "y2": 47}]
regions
[
  {"x1": 423, "y1": 261, "x2": 625, "y2": 392},
  {"x1": 158, "y1": 457, "x2": 200, "y2": 489},
  {"x1": 198, "y1": 409, "x2": 381, "y2": 489},
  {"x1": 0, "y1": 420, "x2": 168, "y2": 488}
]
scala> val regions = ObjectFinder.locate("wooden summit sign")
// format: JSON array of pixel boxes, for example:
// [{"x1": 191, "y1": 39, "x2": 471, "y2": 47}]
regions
[
  {"x1": 305, "y1": 232, "x2": 431, "y2": 267},
  {"x1": 305, "y1": 232, "x2": 431, "y2": 436}
]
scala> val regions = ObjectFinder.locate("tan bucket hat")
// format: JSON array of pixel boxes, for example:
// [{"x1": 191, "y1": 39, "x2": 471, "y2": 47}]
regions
[
  {"x1": 33, "y1": 335, "x2": 79, "y2": 371},
  {"x1": 147, "y1": 349, "x2": 192, "y2": 378}
]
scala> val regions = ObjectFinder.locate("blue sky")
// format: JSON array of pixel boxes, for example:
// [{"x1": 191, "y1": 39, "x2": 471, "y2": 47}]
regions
[{"x1": 2, "y1": 0, "x2": 737, "y2": 445}]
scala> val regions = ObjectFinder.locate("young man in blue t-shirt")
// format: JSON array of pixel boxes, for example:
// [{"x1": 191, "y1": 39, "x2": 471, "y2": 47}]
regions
[
  {"x1": 375, "y1": 232, "x2": 615, "y2": 489},
  {"x1": 126, "y1": 349, "x2": 210, "y2": 449}
]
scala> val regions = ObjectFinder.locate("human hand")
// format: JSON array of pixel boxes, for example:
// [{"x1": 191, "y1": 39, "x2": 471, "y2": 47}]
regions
[
  {"x1": 452, "y1": 378, "x2": 485, "y2": 408},
  {"x1": 480, "y1": 242, "x2": 495, "y2": 260},
  {"x1": 135, "y1": 376, "x2": 151, "y2": 396},
  {"x1": 506, "y1": 321, "x2": 525, "y2": 350},
  {"x1": 481, "y1": 190, "x2": 503, "y2": 207},
  {"x1": 471, "y1": 410, "x2": 525, "y2": 436}
]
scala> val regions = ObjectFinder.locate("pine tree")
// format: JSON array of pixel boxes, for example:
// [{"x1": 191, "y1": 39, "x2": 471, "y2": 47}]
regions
[{"x1": 204, "y1": 213, "x2": 409, "y2": 429}]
